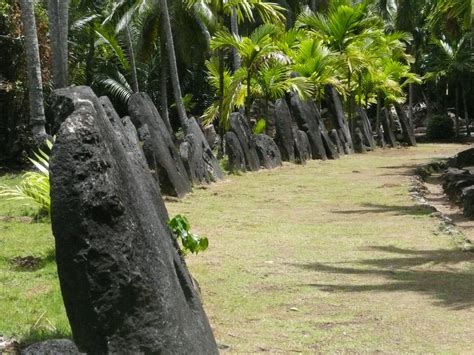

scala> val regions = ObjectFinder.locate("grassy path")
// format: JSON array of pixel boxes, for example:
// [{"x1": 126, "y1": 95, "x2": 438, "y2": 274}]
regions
[{"x1": 167, "y1": 143, "x2": 474, "y2": 353}]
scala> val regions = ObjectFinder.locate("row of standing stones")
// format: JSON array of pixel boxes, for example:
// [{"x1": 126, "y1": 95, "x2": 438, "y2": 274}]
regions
[
  {"x1": 443, "y1": 148, "x2": 474, "y2": 217},
  {"x1": 27, "y1": 84, "x2": 416, "y2": 353}
]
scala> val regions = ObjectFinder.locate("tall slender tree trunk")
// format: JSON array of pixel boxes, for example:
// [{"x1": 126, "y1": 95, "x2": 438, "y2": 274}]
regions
[
  {"x1": 376, "y1": 91, "x2": 383, "y2": 144},
  {"x1": 462, "y1": 81, "x2": 470, "y2": 136},
  {"x1": 310, "y1": 0, "x2": 317, "y2": 12},
  {"x1": 124, "y1": 25, "x2": 139, "y2": 93},
  {"x1": 455, "y1": 83, "x2": 460, "y2": 138},
  {"x1": 160, "y1": 20, "x2": 172, "y2": 135},
  {"x1": 160, "y1": 0, "x2": 188, "y2": 128},
  {"x1": 230, "y1": 9, "x2": 241, "y2": 71},
  {"x1": 408, "y1": 83, "x2": 414, "y2": 129},
  {"x1": 85, "y1": 23, "x2": 95, "y2": 86},
  {"x1": 48, "y1": 0, "x2": 69, "y2": 88},
  {"x1": 20, "y1": 0, "x2": 47, "y2": 145}
]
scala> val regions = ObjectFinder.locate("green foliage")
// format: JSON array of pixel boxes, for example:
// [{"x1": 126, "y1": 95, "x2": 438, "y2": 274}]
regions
[
  {"x1": 253, "y1": 118, "x2": 266, "y2": 134},
  {"x1": 168, "y1": 215, "x2": 209, "y2": 255},
  {"x1": 426, "y1": 115, "x2": 455, "y2": 140},
  {"x1": 0, "y1": 140, "x2": 52, "y2": 219}
]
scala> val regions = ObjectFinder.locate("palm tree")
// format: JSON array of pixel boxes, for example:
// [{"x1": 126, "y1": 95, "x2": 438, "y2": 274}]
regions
[
  {"x1": 423, "y1": 34, "x2": 474, "y2": 137},
  {"x1": 48, "y1": 0, "x2": 70, "y2": 88},
  {"x1": 19, "y1": 0, "x2": 48, "y2": 145}
]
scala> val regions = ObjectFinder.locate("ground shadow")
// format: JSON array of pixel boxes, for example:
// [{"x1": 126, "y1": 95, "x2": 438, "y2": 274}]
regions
[
  {"x1": 292, "y1": 245, "x2": 474, "y2": 310},
  {"x1": 1, "y1": 248, "x2": 56, "y2": 272},
  {"x1": 333, "y1": 203, "x2": 435, "y2": 216}
]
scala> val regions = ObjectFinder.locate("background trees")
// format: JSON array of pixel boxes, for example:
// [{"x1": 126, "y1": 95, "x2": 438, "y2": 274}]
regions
[{"x1": 2, "y1": 0, "x2": 474, "y2": 164}]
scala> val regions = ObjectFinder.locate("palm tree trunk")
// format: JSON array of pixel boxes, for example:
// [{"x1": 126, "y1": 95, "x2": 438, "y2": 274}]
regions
[
  {"x1": 455, "y1": 83, "x2": 460, "y2": 138},
  {"x1": 85, "y1": 23, "x2": 95, "y2": 85},
  {"x1": 48, "y1": 0, "x2": 68, "y2": 88},
  {"x1": 230, "y1": 8, "x2": 241, "y2": 71},
  {"x1": 408, "y1": 82, "x2": 414, "y2": 129},
  {"x1": 160, "y1": 0, "x2": 188, "y2": 127},
  {"x1": 462, "y1": 81, "x2": 470, "y2": 136},
  {"x1": 246, "y1": 70, "x2": 252, "y2": 117},
  {"x1": 20, "y1": 0, "x2": 47, "y2": 145},
  {"x1": 58, "y1": 0, "x2": 69, "y2": 86},
  {"x1": 376, "y1": 91, "x2": 383, "y2": 144},
  {"x1": 124, "y1": 25, "x2": 139, "y2": 93},
  {"x1": 310, "y1": 0, "x2": 317, "y2": 12},
  {"x1": 160, "y1": 25, "x2": 173, "y2": 135}
]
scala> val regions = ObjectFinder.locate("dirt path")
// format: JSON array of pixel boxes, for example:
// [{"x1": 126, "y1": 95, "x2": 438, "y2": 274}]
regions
[{"x1": 167, "y1": 143, "x2": 474, "y2": 353}]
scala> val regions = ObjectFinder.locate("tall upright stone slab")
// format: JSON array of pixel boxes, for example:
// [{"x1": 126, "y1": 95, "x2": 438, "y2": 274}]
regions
[
  {"x1": 294, "y1": 129, "x2": 312, "y2": 164},
  {"x1": 396, "y1": 105, "x2": 417, "y2": 146},
  {"x1": 128, "y1": 93, "x2": 191, "y2": 197},
  {"x1": 381, "y1": 108, "x2": 397, "y2": 147},
  {"x1": 353, "y1": 127, "x2": 367, "y2": 153},
  {"x1": 355, "y1": 106, "x2": 376, "y2": 150},
  {"x1": 274, "y1": 98, "x2": 296, "y2": 162},
  {"x1": 225, "y1": 131, "x2": 246, "y2": 172},
  {"x1": 325, "y1": 85, "x2": 353, "y2": 153},
  {"x1": 49, "y1": 86, "x2": 218, "y2": 354},
  {"x1": 180, "y1": 117, "x2": 224, "y2": 184},
  {"x1": 99, "y1": 97, "x2": 169, "y2": 220},
  {"x1": 254, "y1": 134, "x2": 282, "y2": 169},
  {"x1": 229, "y1": 112, "x2": 260, "y2": 171},
  {"x1": 329, "y1": 129, "x2": 344, "y2": 155},
  {"x1": 287, "y1": 92, "x2": 327, "y2": 160}
]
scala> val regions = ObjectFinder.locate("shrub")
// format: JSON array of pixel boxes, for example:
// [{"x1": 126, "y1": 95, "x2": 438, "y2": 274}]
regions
[
  {"x1": 167, "y1": 215, "x2": 209, "y2": 255},
  {"x1": 0, "y1": 140, "x2": 52, "y2": 219},
  {"x1": 426, "y1": 115, "x2": 455, "y2": 140}
]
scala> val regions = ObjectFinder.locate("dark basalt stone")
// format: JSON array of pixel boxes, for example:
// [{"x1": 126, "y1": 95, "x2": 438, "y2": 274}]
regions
[
  {"x1": 396, "y1": 105, "x2": 417, "y2": 146},
  {"x1": 274, "y1": 99, "x2": 296, "y2": 162},
  {"x1": 128, "y1": 93, "x2": 191, "y2": 197},
  {"x1": 381, "y1": 108, "x2": 397, "y2": 147},
  {"x1": 287, "y1": 92, "x2": 327, "y2": 160},
  {"x1": 49, "y1": 86, "x2": 218, "y2": 354},
  {"x1": 225, "y1": 131, "x2": 246, "y2": 172},
  {"x1": 353, "y1": 127, "x2": 367, "y2": 153},
  {"x1": 447, "y1": 147, "x2": 474, "y2": 168},
  {"x1": 325, "y1": 85, "x2": 353, "y2": 153},
  {"x1": 250, "y1": 99, "x2": 276, "y2": 138},
  {"x1": 337, "y1": 128, "x2": 351, "y2": 154},
  {"x1": 355, "y1": 107, "x2": 376, "y2": 150},
  {"x1": 180, "y1": 117, "x2": 224, "y2": 185},
  {"x1": 203, "y1": 124, "x2": 218, "y2": 149},
  {"x1": 229, "y1": 112, "x2": 260, "y2": 171},
  {"x1": 329, "y1": 129, "x2": 344, "y2": 155},
  {"x1": 254, "y1": 134, "x2": 282, "y2": 169},
  {"x1": 21, "y1": 340, "x2": 81, "y2": 355},
  {"x1": 294, "y1": 129, "x2": 312, "y2": 164},
  {"x1": 100, "y1": 97, "x2": 168, "y2": 219}
]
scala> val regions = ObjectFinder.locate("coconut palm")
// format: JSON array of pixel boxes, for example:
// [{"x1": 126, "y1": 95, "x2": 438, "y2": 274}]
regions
[
  {"x1": 19, "y1": 0, "x2": 48, "y2": 145},
  {"x1": 423, "y1": 34, "x2": 474, "y2": 137},
  {"x1": 48, "y1": 0, "x2": 70, "y2": 88}
]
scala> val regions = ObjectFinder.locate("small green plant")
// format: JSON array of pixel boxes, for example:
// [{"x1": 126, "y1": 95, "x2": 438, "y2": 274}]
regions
[
  {"x1": 167, "y1": 215, "x2": 209, "y2": 255},
  {"x1": 0, "y1": 140, "x2": 52, "y2": 219},
  {"x1": 426, "y1": 115, "x2": 455, "y2": 140},
  {"x1": 253, "y1": 118, "x2": 266, "y2": 135}
]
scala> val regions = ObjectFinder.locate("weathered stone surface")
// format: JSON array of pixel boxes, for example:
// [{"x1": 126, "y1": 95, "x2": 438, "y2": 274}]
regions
[
  {"x1": 180, "y1": 117, "x2": 224, "y2": 185},
  {"x1": 203, "y1": 124, "x2": 218, "y2": 149},
  {"x1": 225, "y1": 131, "x2": 246, "y2": 172},
  {"x1": 274, "y1": 99, "x2": 296, "y2": 162},
  {"x1": 329, "y1": 129, "x2": 344, "y2": 155},
  {"x1": 21, "y1": 340, "x2": 81, "y2": 355},
  {"x1": 353, "y1": 127, "x2": 367, "y2": 153},
  {"x1": 325, "y1": 85, "x2": 353, "y2": 153},
  {"x1": 128, "y1": 93, "x2": 192, "y2": 197},
  {"x1": 100, "y1": 97, "x2": 169, "y2": 219},
  {"x1": 381, "y1": 108, "x2": 397, "y2": 147},
  {"x1": 50, "y1": 86, "x2": 218, "y2": 354},
  {"x1": 294, "y1": 129, "x2": 312, "y2": 164},
  {"x1": 447, "y1": 147, "x2": 474, "y2": 168},
  {"x1": 337, "y1": 128, "x2": 351, "y2": 154},
  {"x1": 287, "y1": 92, "x2": 327, "y2": 160},
  {"x1": 250, "y1": 99, "x2": 276, "y2": 137},
  {"x1": 462, "y1": 185, "x2": 474, "y2": 217},
  {"x1": 319, "y1": 122, "x2": 339, "y2": 160},
  {"x1": 396, "y1": 105, "x2": 417, "y2": 146},
  {"x1": 355, "y1": 107, "x2": 376, "y2": 150},
  {"x1": 229, "y1": 112, "x2": 260, "y2": 171},
  {"x1": 254, "y1": 134, "x2": 282, "y2": 169}
]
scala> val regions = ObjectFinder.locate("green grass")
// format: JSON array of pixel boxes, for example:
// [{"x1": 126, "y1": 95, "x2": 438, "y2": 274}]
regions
[
  {"x1": 0, "y1": 174, "x2": 70, "y2": 344},
  {"x1": 1, "y1": 143, "x2": 474, "y2": 352}
]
